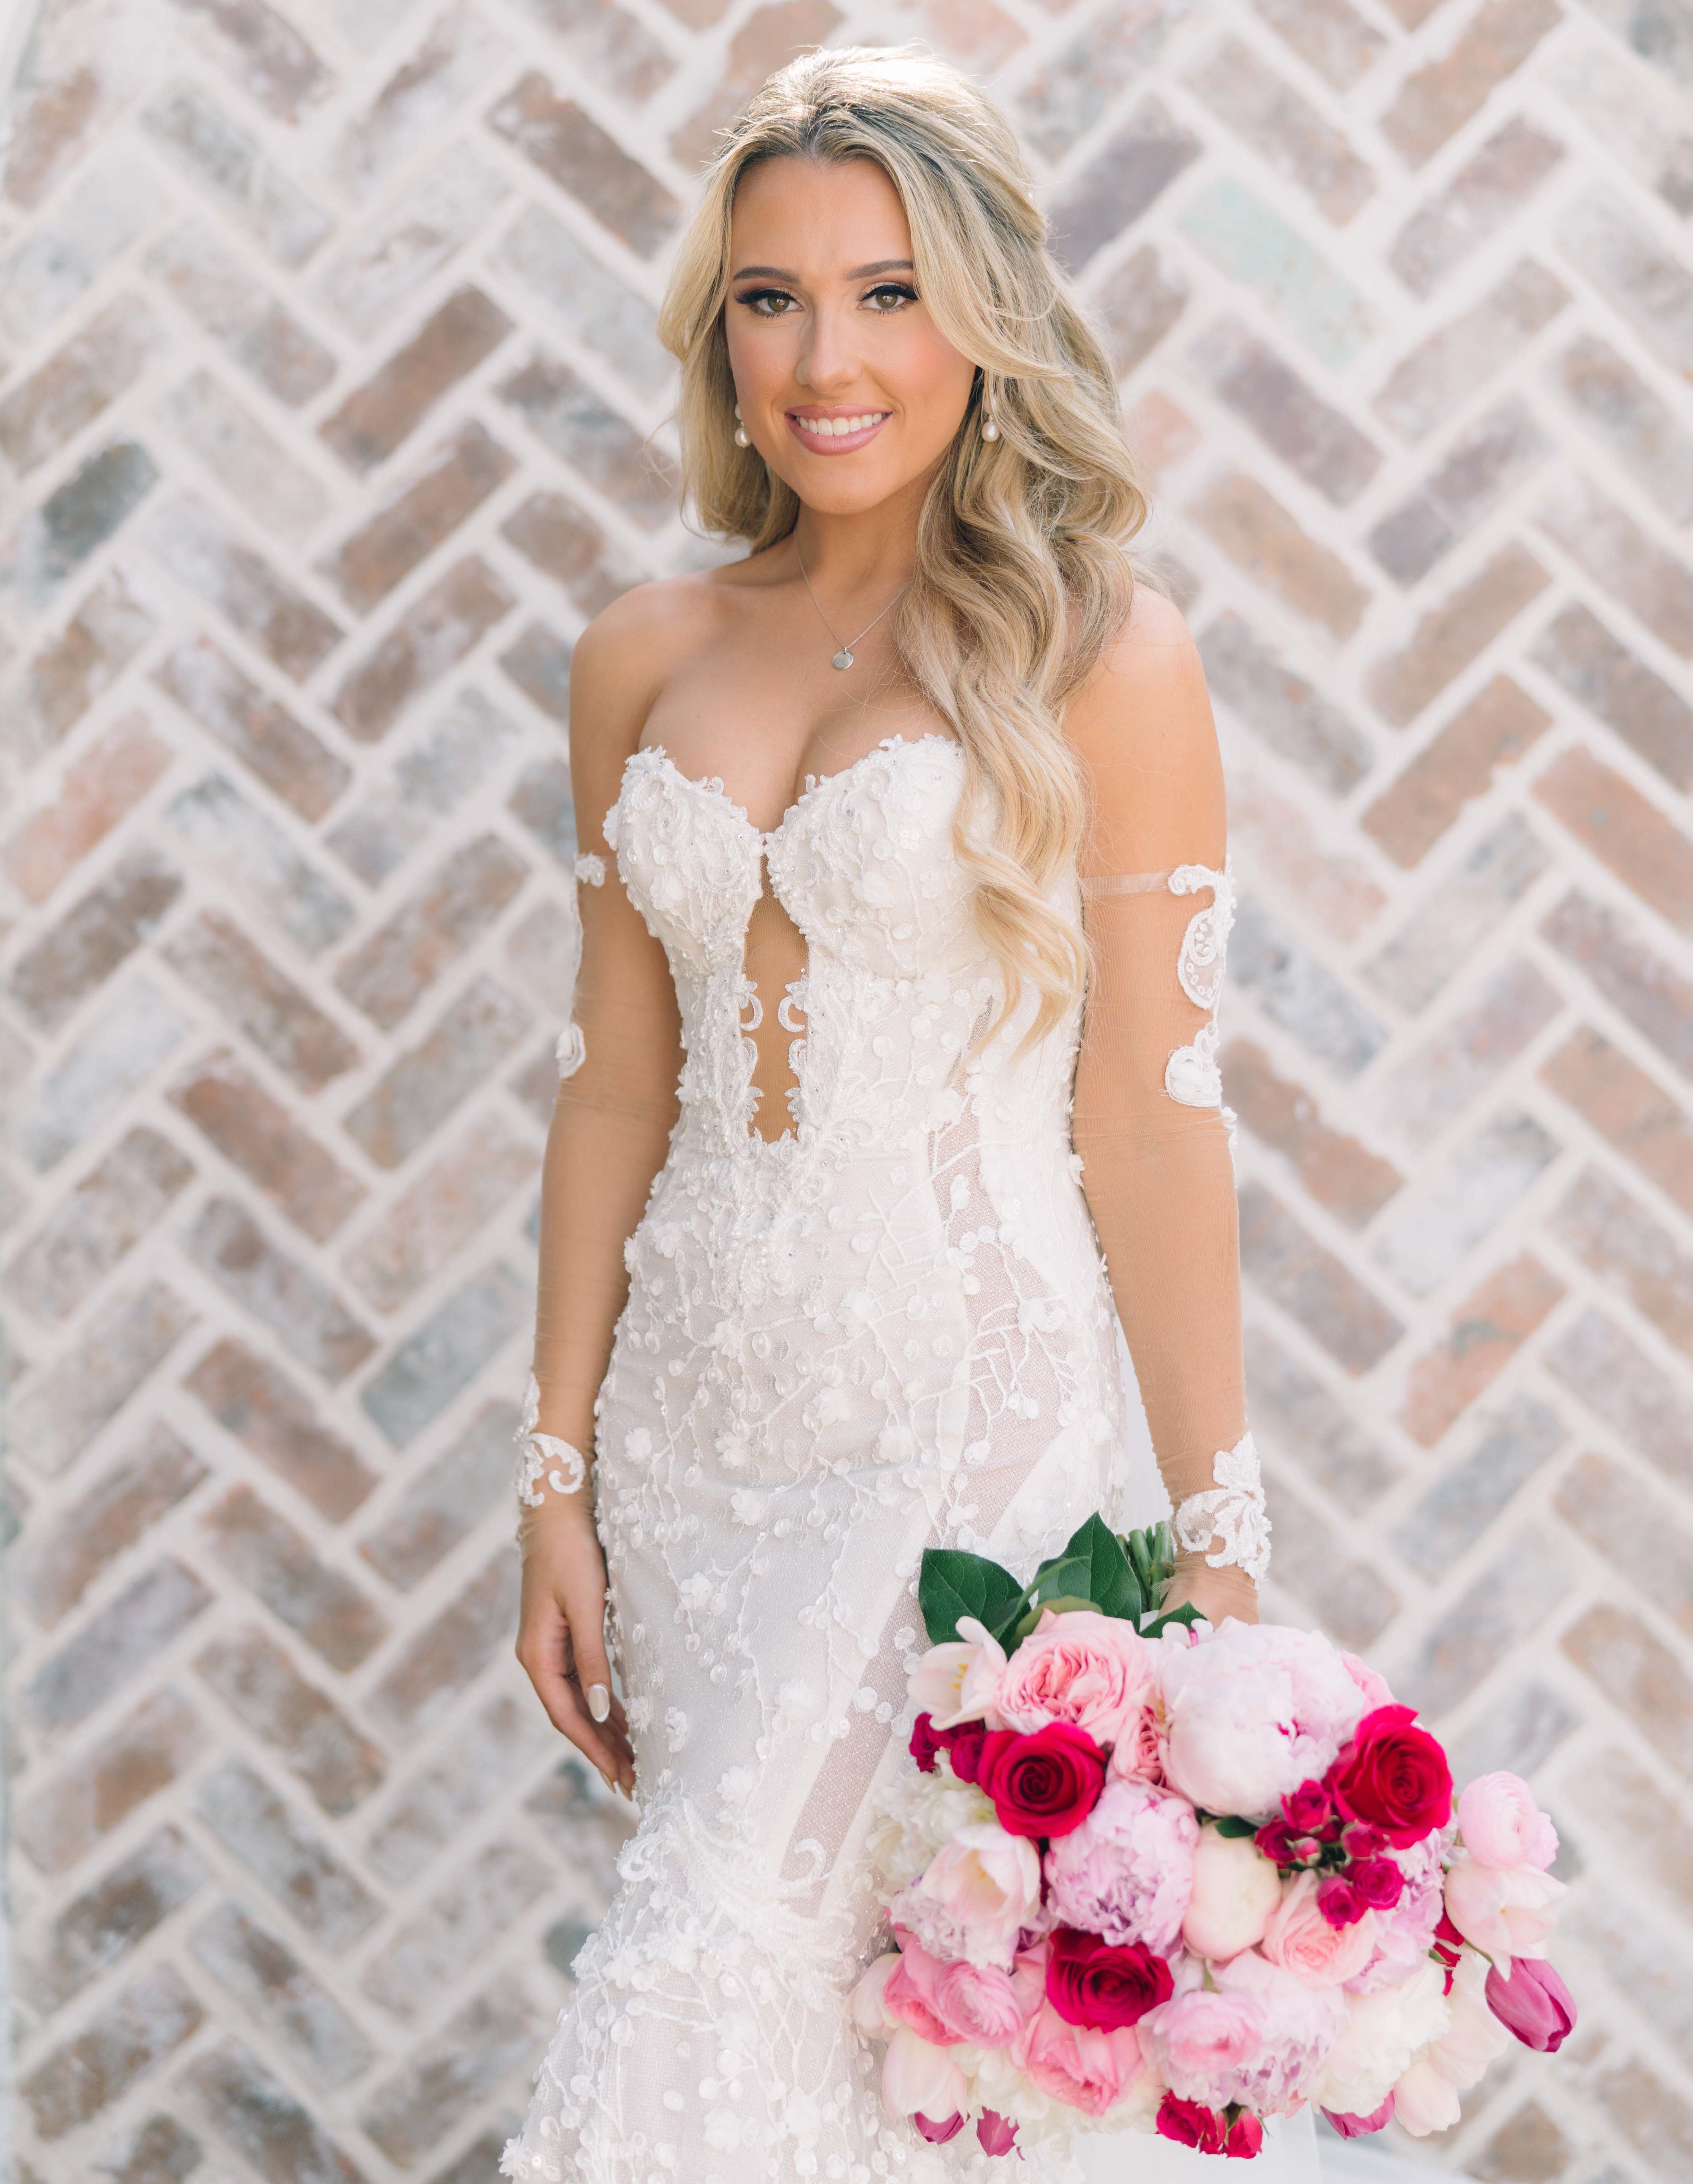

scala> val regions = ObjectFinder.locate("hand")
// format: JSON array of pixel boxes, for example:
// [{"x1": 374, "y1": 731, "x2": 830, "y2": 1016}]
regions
[
  {"x1": 1162, "y1": 1551, "x2": 1258, "y2": 1628},
  {"x1": 515, "y1": 1504, "x2": 637, "y2": 1797}
]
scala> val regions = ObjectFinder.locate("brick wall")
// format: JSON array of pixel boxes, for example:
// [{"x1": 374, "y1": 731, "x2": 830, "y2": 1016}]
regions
[{"x1": 2, "y1": 0, "x2": 1690, "y2": 2177}]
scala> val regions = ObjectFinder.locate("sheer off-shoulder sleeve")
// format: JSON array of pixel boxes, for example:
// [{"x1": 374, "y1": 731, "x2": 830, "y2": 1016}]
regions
[
  {"x1": 1069, "y1": 651, "x2": 1268, "y2": 1606},
  {"x1": 516, "y1": 772, "x2": 681, "y2": 1537}
]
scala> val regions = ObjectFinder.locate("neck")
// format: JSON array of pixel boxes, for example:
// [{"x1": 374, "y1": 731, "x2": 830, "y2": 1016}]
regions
[{"x1": 789, "y1": 472, "x2": 927, "y2": 595}]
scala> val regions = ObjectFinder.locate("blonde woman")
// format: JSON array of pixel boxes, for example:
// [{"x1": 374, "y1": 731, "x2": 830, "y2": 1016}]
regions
[{"x1": 502, "y1": 47, "x2": 1310, "y2": 2184}]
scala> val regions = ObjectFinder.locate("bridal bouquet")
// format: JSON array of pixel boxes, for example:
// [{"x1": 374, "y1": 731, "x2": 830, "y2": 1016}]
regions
[{"x1": 851, "y1": 1518, "x2": 1574, "y2": 2160}]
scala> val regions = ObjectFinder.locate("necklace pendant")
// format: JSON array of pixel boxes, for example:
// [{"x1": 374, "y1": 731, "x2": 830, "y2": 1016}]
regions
[{"x1": 831, "y1": 648, "x2": 854, "y2": 671}]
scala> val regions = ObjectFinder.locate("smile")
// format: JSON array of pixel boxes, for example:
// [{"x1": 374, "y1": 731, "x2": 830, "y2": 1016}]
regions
[{"x1": 785, "y1": 409, "x2": 891, "y2": 453}]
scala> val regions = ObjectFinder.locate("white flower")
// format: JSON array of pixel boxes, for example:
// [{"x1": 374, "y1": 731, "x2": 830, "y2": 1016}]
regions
[
  {"x1": 1313, "y1": 1961, "x2": 1450, "y2": 2121},
  {"x1": 664, "y1": 1707, "x2": 690, "y2": 1752}
]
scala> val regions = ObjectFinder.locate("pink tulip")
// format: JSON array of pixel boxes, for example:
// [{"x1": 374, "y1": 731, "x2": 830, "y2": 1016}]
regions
[
  {"x1": 1485, "y1": 1958, "x2": 1575, "y2": 2053},
  {"x1": 1322, "y1": 2095, "x2": 1394, "y2": 2137},
  {"x1": 882, "y1": 2027, "x2": 967, "y2": 2120},
  {"x1": 913, "y1": 2111, "x2": 966, "y2": 2143},
  {"x1": 977, "y1": 2110, "x2": 1019, "y2": 2155}
]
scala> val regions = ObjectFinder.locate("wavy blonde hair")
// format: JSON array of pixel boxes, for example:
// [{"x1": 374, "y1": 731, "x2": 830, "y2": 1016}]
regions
[{"x1": 657, "y1": 45, "x2": 1155, "y2": 1043}]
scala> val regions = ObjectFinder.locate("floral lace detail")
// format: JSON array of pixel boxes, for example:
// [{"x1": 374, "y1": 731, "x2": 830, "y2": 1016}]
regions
[
  {"x1": 556, "y1": 1023, "x2": 586, "y2": 1080},
  {"x1": 516, "y1": 1367, "x2": 588, "y2": 1507},
  {"x1": 1173, "y1": 1429, "x2": 1272, "y2": 1581},
  {"x1": 1164, "y1": 859, "x2": 1235, "y2": 1112},
  {"x1": 576, "y1": 853, "x2": 606, "y2": 886},
  {"x1": 503, "y1": 736, "x2": 1162, "y2": 2183}
]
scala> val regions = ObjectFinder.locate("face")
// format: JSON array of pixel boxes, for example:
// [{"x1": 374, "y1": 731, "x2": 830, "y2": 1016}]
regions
[{"x1": 723, "y1": 155, "x2": 978, "y2": 516}]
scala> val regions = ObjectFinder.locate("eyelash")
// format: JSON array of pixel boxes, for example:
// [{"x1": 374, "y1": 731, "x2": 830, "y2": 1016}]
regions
[{"x1": 735, "y1": 282, "x2": 919, "y2": 317}]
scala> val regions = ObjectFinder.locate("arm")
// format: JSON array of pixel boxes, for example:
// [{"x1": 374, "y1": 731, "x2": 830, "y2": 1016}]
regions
[
  {"x1": 514, "y1": 597, "x2": 684, "y2": 1793},
  {"x1": 1066, "y1": 590, "x2": 1263, "y2": 1627}
]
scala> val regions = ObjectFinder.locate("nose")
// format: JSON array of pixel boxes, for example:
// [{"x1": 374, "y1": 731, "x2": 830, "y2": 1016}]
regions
[{"x1": 795, "y1": 298, "x2": 859, "y2": 397}]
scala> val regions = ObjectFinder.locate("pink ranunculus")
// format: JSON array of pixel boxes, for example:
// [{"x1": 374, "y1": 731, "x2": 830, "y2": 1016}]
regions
[
  {"x1": 1443, "y1": 1854, "x2": 1566, "y2": 1970},
  {"x1": 1045, "y1": 1778, "x2": 1198, "y2": 1954},
  {"x1": 1158, "y1": 1620, "x2": 1367, "y2": 1819},
  {"x1": 1262, "y1": 1871, "x2": 1379, "y2": 1988},
  {"x1": 1339, "y1": 1651, "x2": 1395, "y2": 1711},
  {"x1": 882, "y1": 2026, "x2": 968, "y2": 2119},
  {"x1": 934, "y1": 1958, "x2": 1027, "y2": 2047},
  {"x1": 1182, "y1": 1825, "x2": 1283, "y2": 1961},
  {"x1": 1012, "y1": 2000, "x2": 1145, "y2": 2117},
  {"x1": 1456, "y1": 1772, "x2": 1559, "y2": 1871},
  {"x1": 993, "y1": 1610, "x2": 1156, "y2": 1747},
  {"x1": 908, "y1": 1616, "x2": 1009, "y2": 1730},
  {"x1": 883, "y1": 1935, "x2": 963, "y2": 2046},
  {"x1": 1322, "y1": 2095, "x2": 1394, "y2": 2138},
  {"x1": 1485, "y1": 1957, "x2": 1575, "y2": 2053},
  {"x1": 891, "y1": 1823, "x2": 1043, "y2": 1972}
]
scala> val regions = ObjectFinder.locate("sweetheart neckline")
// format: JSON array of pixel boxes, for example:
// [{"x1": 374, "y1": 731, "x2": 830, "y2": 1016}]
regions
[{"x1": 617, "y1": 730, "x2": 961, "y2": 845}]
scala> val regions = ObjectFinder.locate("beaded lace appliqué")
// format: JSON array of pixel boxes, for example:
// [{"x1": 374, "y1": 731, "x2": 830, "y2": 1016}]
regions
[
  {"x1": 516, "y1": 1367, "x2": 587, "y2": 1507},
  {"x1": 1173, "y1": 1429, "x2": 1272, "y2": 1581}
]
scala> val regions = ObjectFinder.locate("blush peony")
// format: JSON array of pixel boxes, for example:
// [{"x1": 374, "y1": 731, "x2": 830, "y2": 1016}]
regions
[
  {"x1": 1159, "y1": 1620, "x2": 1367, "y2": 1819},
  {"x1": 891, "y1": 1822, "x2": 1042, "y2": 1971},
  {"x1": 1045, "y1": 1778, "x2": 1198, "y2": 1954},
  {"x1": 1456, "y1": 1772, "x2": 1558, "y2": 1871},
  {"x1": 1312, "y1": 1959, "x2": 1450, "y2": 2121},
  {"x1": 1443, "y1": 1853, "x2": 1566, "y2": 1969}
]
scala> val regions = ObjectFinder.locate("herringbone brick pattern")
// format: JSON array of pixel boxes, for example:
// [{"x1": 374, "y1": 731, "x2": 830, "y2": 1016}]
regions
[{"x1": 1, "y1": 0, "x2": 1689, "y2": 2176}]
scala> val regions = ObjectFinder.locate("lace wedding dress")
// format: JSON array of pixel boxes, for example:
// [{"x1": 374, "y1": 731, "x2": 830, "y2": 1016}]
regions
[{"x1": 500, "y1": 731, "x2": 1316, "y2": 2184}]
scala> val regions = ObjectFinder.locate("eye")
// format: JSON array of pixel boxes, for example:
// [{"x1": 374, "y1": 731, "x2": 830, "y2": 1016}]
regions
[
  {"x1": 735, "y1": 287, "x2": 800, "y2": 317},
  {"x1": 863, "y1": 282, "x2": 918, "y2": 312}
]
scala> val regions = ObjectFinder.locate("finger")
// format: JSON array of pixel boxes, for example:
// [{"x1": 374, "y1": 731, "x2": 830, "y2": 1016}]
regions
[
  {"x1": 557, "y1": 1573, "x2": 633, "y2": 1789},
  {"x1": 515, "y1": 1604, "x2": 627, "y2": 1787}
]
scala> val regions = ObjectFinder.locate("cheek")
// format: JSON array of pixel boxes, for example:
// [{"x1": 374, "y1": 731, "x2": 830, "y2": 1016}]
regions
[{"x1": 881, "y1": 324, "x2": 975, "y2": 425}]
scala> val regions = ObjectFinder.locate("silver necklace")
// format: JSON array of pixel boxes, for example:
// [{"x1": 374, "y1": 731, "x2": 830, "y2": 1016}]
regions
[{"x1": 795, "y1": 547, "x2": 908, "y2": 671}]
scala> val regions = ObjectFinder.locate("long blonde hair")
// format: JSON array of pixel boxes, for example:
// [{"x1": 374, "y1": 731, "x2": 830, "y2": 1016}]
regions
[{"x1": 656, "y1": 46, "x2": 1155, "y2": 1043}]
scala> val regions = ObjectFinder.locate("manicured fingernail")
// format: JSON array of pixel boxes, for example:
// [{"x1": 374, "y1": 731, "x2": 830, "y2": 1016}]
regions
[{"x1": 587, "y1": 1683, "x2": 610, "y2": 1723}]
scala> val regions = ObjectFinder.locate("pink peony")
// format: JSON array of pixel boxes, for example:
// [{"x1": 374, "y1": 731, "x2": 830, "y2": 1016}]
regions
[
  {"x1": 1012, "y1": 2000, "x2": 1146, "y2": 2117},
  {"x1": 1443, "y1": 1854, "x2": 1565, "y2": 1969},
  {"x1": 908, "y1": 1616, "x2": 1009, "y2": 1730},
  {"x1": 1391, "y1": 2056, "x2": 1460, "y2": 2136},
  {"x1": 1339, "y1": 1652, "x2": 1395, "y2": 1710},
  {"x1": 1207, "y1": 1948, "x2": 1349, "y2": 2116},
  {"x1": 882, "y1": 2026, "x2": 967, "y2": 2119},
  {"x1": 993, "y1": 1610, "x2": 1155, "y2": 1747},
  {"x1": 1314, "y1": 1960, "x2": 1450, "y2": 2121},
  {"x1": 1456, "y1": 1772, "x2": 1558, "y2": 1871},
  {"x1": 1159, "y1": 1620, "x2": 1367, "y2": 1819},
  {"x1": 1262, "y1": 1871, "x2": 1379, "y2": 1987},
  {"x1": 1045, "y1": 1778, "x2": 1198, "y2": 1954},
  {"x1": 891, "y1": 1823, "x2": 1042, "y2": 1971},
  {"x1": 1182, "y1": 1825, "x2": 1283, "y2": 1961},
  {"x1": 1139, "y1": 1983, "x2": 1266, "y2": 2108}
]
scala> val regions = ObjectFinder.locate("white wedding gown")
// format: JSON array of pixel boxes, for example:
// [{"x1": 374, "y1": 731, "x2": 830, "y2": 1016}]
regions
[{"x1": 500, "y1": 733, "x2": 1323, "y2": 2184}]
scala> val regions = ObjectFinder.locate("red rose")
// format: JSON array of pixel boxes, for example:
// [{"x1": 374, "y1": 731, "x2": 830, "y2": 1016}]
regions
[
  {"x1": 910, "y1": 1713, "x2": 944, "y2": 1773},
  {"x1": 1328, "y1": 1704, "x2": 1452, "y2": 1848},
  {"x1": 1045, "y1": 1925, "x2": 1173, "y2": 2030},
  {"x1": 1225, "y1": 2109, "x2": 1265, "y2": 2158},
  {"x1": 1282, "y1": 1779, "x2": 1331, "y2": 1832},
  {"x1": 1156, "y1": 2092, "x2": 1228, "y2": 2153},
  {"x1": 1350, "y1": 1856, "x2": 1405, "y2": 1910},
  {"x1": 1254, "y1": 1819, "x2": 1298, "y2": 1867},
  {"x1": 947, "y1": 1721, "x2": 988, "y2": 1785},
  {"x1": 977, "y1": 1723, "x2": 1105, "y2": 1839}
]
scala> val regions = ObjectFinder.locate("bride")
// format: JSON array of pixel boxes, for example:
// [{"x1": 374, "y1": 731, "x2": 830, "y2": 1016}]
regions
[{"x1": 499, "y1": 45, "x2": 1317, "y2": 2184}]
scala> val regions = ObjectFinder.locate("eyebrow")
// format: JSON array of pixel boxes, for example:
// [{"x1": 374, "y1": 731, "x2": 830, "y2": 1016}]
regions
[{"x1": 730, "y1": 259, "x2": 916, "y2": 282}]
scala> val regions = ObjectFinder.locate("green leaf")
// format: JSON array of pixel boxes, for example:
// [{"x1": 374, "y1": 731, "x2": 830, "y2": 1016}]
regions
[
  {"x1": 1142, "y1": 1601, "x2": 1205, "y2": 1638},
  {"x1": 917, "y1": 1548, "x2": 1024, "y2": 1645},
  {"x1": 1046, "y1": 1514, "x2": 1144, "y2": 1623},
  {"x1": 1211, "y1": 1815, "x2": 1258, "y2": 1839}
]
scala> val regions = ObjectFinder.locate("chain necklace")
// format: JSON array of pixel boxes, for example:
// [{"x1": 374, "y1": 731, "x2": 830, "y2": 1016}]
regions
[{"x1": 795, "y1": 546, "x2": 909, "y2": 671}]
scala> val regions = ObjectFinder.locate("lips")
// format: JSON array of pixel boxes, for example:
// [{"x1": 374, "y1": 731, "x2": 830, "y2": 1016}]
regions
[{"x1": 785, "y1": 409, "x2": 891, "y2": 454}]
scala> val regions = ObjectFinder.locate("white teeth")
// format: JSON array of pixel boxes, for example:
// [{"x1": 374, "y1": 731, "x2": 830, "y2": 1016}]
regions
[{"x1": 803, "y1": 413, "x2": 883, "y2": 437}]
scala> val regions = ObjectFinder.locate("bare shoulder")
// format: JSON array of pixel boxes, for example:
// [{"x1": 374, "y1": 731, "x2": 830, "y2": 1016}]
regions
[
  {"x1": 1064, "y1": 582, "x2": 1225, "y2": 869},
  {"x1": 570, "y1": 572, "x2": 730, "y2": 731}
]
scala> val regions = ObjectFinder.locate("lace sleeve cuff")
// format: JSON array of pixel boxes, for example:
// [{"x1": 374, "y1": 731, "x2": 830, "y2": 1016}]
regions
[
  {"x1": 1173, "y1": 1430, "x2": 1271, "y2": 1581},
  {"x1": 516, "y1": 1369, "x2": 588, "y2": 1509}
]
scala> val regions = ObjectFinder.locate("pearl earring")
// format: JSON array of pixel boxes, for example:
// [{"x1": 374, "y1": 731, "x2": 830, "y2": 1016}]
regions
[
  {"x1": 980, "y1": 411, "x2": 1000, "y2": 442},
  {"x1": 733, "y1": 401, "x2": 749, "y2": 449}
]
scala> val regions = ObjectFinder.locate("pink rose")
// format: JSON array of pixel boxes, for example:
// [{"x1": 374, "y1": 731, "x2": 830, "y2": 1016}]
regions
[
  {"x1": 1456, "y1": 1772, "x2": 1558, "y2": 1871},
  {"x1": 1045, "y1": 1778, "x2": 1198, "y2": 1954},
  {"x1": 1012, "y1": 2000, "x2": 1145, "y2": 2117},
  {"x1": 891, "y1": 1823, "x2": 1042, "y2": 1971},
  {"x1": 1443, "y1": 1854, "x2": 1565, "y2": 1969},
  {"x1": 993, "y1": 1610, "x2": 1155, "y2": 1747},
  {"x1": 1262, "y1": 1871, "x2": 1379, "y2": 1988},
  {"x1": 883, "y1": 1937, "x2": 962, "y2": 2046},
  {"x1": 1182, "y1": 1825, "x2": 1283, "y2": 1961},
  {"x1": 882, "y1": 2026, "x2": 967, "y2": 2119},
  {"x1": 1159, "y1": 1620, "x2": 1367, "y2": 1818},
  {"x1": 1108, "y1": 1703, "x2": 1164, "y2": 1783},
  {"x1": 908, "y1": 1616, "x2": 1009, "y2": 1730}
]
